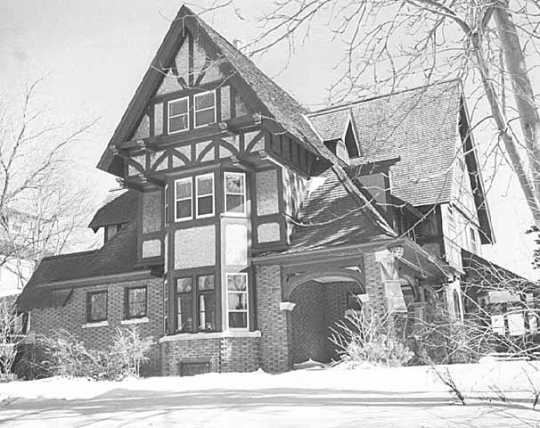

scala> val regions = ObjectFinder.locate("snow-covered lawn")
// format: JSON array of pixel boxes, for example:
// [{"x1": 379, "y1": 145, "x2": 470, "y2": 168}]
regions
[{"x1": 0, "y1": 361, "x2": 539, "y2": 427}]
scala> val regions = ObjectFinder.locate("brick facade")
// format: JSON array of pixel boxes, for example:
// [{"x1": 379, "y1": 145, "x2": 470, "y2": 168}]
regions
[
  {"x1": 29, "y1": 277, "x2": 163, "y2": 375},
  {"x1": 255, "y1": 264, "x2": 291, "y2": 372},
  {"x1": 160, "y1": 335, "x2": 260, "y2": 375}
]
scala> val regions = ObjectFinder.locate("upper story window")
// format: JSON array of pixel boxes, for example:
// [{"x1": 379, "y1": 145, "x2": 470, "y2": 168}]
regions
[
  {"x1": 168, "y1": 97, "x2": 189, "y2": 134},
  {"x1": 86, "y1": 290, "x2": 107, "y2": 323},
  {"x1": 469, "y1": 227, "x2": 478, "y2": 253},
  {"x1": 194, "y1": 90, "x2": 216, "y2": 128},
  {"x1": 125, "y1": 286, "x2": 147, "y2": 319},
  {"x1": 174, "y1": 177, "x2": 192, "y2": 221},
  {"x1": 196, "y1": 173, "x2": 214, "y2": 218},
  {"x1": 224, "y1": 172, "x2": 246, "y2": 215}
]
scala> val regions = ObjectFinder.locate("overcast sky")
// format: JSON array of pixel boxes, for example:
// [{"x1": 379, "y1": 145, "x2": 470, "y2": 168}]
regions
[{"x1": 0, "y1": 0, "x2": 537, "y2": 280}]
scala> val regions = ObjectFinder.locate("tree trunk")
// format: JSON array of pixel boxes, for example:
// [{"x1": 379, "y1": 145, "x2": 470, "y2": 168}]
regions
[
  {"x1": 470, "y1": 30, "x2": 540, "y2": 225},
  {"x1": 494, "y1": 1, "x2": 540, "y2": 225}
]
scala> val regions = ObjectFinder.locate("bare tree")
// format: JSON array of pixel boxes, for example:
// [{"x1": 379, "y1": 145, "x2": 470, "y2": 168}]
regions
[
  {"x1": 200, "y1": 0, "x2": 540, "y2": 227},
  {"x1": 0, "y1": 80, "x2": 95, "y2": 284}
]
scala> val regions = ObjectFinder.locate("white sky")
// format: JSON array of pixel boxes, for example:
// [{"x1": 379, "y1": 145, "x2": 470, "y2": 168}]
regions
[{"x1": 0, "y1": 0, "x2": 537, "y2": 280}]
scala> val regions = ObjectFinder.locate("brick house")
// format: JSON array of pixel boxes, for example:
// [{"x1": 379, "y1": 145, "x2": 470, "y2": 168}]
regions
[{"x1": 15, "y1": 5, "x2": 530, "y2": 375}]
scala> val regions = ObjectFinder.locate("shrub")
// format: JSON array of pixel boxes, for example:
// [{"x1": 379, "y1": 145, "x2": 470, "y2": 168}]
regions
[
  {"x1": 43, "y1": 327, "x2": 154, "y2": 380},
  {"x1": 331, "y1": 306, "x2": 414, "y2": 367},
  {"x1": 12, "y1": 337, "x2": 54, "y2": 380}
]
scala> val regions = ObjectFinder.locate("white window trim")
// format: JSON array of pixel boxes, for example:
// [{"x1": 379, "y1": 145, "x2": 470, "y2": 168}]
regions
[
  {"x1": 224, "y1": 172, "x2": 247, "y2": 216},
  {"x1": 174, "y1": 177, "x2": 193, "y2": 222},
  {"x1": 121, "y1": 317, "x2": 150, "y2": 325},
  {"x1": 82, "y1": 321, "x2": 109, "y2": 329},
  {"x1": 195, "y1": 173, "x2": 215, "y2": 219},
  {"x1": 194, "y1": 90, "x2": 216, "y2": 128},
  {"x1": 167, "y1": 97, "x2": 190, "y2": 135},
  {"x1": 225, "y1": 272, "x2": 249, "y2": 331}
]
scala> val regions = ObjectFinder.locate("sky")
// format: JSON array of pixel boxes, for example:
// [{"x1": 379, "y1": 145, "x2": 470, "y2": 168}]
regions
[{"x1": 0, "y1": 0, "x2": 537, "y2": 280}]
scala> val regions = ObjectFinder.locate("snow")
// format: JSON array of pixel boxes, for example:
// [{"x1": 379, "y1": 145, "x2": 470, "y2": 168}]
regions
[{"x1": 0, "y1": 362, "x2": 539, "y2": 427}]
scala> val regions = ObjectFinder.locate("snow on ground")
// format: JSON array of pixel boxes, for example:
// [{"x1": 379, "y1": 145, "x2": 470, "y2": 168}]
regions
[{"x1": 0, "y1": 361, "x2": 539, "y2": 427}]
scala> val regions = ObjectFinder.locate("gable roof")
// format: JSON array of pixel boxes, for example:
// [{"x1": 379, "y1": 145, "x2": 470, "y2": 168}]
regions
[
  {"x1": 309, "y1": 80, "x2": 462, "y2": 207},
  {"x1": 284, "y1": 167, "x2": 396, "y2": 254},
  {"x1": 88, "y1": 190, "x2": 138, "y2": 231},
  {"x1": 98, "y1": 5, "x2": 327, "y2": 176},
  {"x1": 17, "y1": 221, "x2": 143, "y2": 311}
]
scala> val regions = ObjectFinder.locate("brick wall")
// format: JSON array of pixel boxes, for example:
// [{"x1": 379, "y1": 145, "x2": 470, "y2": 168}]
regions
[
  {"x1": 363, "y1": 252, "x2": 386, "y2": 314},
  {"x1": 30, "y1": 277, "x2": 163, "y2": 375},
  {"x1": 255, "y1": 264, "x2": 291, "y2": 372},
  {"x1": 160, "y1": 336, "x2": 260, "y2": 375}
]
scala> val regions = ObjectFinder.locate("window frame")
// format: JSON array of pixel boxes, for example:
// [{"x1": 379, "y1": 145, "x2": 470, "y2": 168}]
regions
[
  {"x1": 225, "y1": 272, "x2": 249, "y2": 330},
  {"x1": 195, "y1": 173, "x2": 215, "y2": 219},
  {"x1": 224, "y1": 172, "x2": 247, "y2": 216},
  {"x1": 124, "y1": 286, "x2": 148, "y2": 320},
  {"x1": 86, "y1": 290, "x2": 108, "y2": 323},
  {"x1": 167, "y1": 96, "x2": 190, "y2": 134},
  {"x1": 174, "y1": 177, "x2": 193, "y2": 222},
  {"x1": 174, "y1": 273, "x2": 217, "y2": 333},
  {"x1": 193, "y1": 90, "x2": 216, "y2": 128}
]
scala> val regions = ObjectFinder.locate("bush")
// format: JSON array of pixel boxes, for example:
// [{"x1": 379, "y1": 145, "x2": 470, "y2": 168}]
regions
[
  {"x1": 43, "y1": 326, "x2": 154, "y2": 380},
  {"x1": 331, "y1": 307, "x2": 414, "y2": 367},
  {"x1": 12, "y1": 337, "x2": 54, "y2": 380}
]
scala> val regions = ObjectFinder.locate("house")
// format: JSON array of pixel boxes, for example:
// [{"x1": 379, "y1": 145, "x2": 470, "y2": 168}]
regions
[{"x1": 15, "y1": 5, "x2": 532, "y2": 375}]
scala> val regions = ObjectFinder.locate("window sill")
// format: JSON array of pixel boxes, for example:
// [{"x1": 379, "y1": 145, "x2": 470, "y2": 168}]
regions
[
  {"x1": 121, "y1": 317, "x2": 150, "y2": 325},
  {"x1": 82, "y1": 321, "x2": 109, "y2": 329},
  {"x1": 159, "y1": 330, "x2": 261, "y2": 343}
]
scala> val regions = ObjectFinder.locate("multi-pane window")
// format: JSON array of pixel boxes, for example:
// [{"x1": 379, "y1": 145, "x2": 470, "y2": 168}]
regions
[
  {"x1": 174, "y1": 177, "x2": 192, "y2": 221},
  {"x1": 196, "y1": 174, "x2": 214, "y2": 217},
  {"x1": 226, "y1": 273, "x2": 248, "y2": 329},
  {"x1": 176, "y1": 277, "x2": 193, "y2": 332},
  {"x1": 194, "y1": 90, "x2": 216, "y2": 127},
  {"x1": 125, "y1": 286, "x2": 147, "y2": 319},
  {"x1": 168, "y1": 97, "x2": 189, "y2": 134},
  {"x1": 224, "y1": 172, "x2": 246, "y2": 214},
  {"x1": 86, "y1": 291, "x2": 107, "y2": 323},
  {"x1": 197, "y1": 275, "x2": 216, "y2": 332},
  {"x1": 175, "y1": 274, "x2": 216, "y2": 333}
]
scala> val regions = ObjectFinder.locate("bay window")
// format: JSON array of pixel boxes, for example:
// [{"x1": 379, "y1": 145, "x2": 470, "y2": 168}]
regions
[
  {"x1": 224, "y1": 172, "x2": 246, "y2": 214},
  {"x1": 226, "y1": 273, "x2": 248, "y2": 329},
  {"x1": 175, "y1": 274, "x2": 216, "y2": 333},
  {"x1": 196, "y1": 173, "x2": 214, "y2": 217},
  {"x1": 168, "y1": 97, "x2": 189, "y2": 134},
  {"x1": 174, "y1": 177, "x2": 192, "y2": 221},
  {"x1": 194, "y1": 90, "x2": 216, "y2": 127}
]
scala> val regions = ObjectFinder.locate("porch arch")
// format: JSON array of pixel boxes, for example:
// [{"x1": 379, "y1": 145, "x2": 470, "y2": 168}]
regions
[{"x1": 284, "y1": 269, "x2": 364, "y2": 301}]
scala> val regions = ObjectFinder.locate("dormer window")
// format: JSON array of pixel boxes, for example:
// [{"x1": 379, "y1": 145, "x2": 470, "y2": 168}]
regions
[
  {"x1": 194, "y1": 90, "x2": 216, "y2": 128},
  {"x1": 168, "y1": 97, "x2": 189, "y2": 134}
]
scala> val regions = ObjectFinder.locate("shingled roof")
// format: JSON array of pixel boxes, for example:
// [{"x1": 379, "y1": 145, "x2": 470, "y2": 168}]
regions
[
  {"x1": 309, "y1": 80, "x2": 462, "y2": 207},
  {"x1": 285, "y1": 167, "x2": 396, "y2": 254},
  {"x1": 98, "y1": 5, "x2": 329, "y2": 176},
  {"x1": 88, "y1": 190, "x2": 138, "y2": 231},
  {"x1": 17, "y1": 221, "x2": 142, "y2": 311}
]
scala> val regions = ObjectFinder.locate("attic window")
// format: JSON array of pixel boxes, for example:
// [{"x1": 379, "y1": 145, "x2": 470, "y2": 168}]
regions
[
  {"x1": 194, "y1": 90, "x2": 216, "y2": 128},
  {"x1": 344, "y1": 122, "x2": 359, "y2": 158},
  {"x1": 168, "y1": 97, "x2": 189, "y2": 134}
]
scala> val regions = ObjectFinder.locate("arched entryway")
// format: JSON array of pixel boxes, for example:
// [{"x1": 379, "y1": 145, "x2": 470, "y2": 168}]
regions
[{"x1": 287, "y1": 270, "x2": 364, "y2": 365}]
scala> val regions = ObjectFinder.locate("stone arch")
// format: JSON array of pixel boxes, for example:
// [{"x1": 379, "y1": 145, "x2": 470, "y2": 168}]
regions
[{"x1": 284, "y1": 269, "x2": 364, "y2": 301}]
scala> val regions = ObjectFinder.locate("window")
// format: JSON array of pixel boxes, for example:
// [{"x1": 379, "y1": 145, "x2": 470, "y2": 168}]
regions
[
  {"x1": 86, "y1": 291, "x2": 107, "y2": 323},
  {"x1": 176, "y1": 277, "x2": 193, "y2": 332},
  {"x1": 175, "y1": 274, "x2": 216, "y2": 333},
  {"x1": 196, "y1": 174, "x2": 214, "y2": 217},
  {"x1": 168, "y1": 97, "x2": 189, "y2": 134},
  {"x1": 104, "y1": 224, "x2": 121, "y2": 243},
  {"x1": 197, "y1": 275, "x2": 216, "y2": 332},
  {"x1": 194, "y1": 91, "x2": 216, "y2": 127},
  {"x1": 224, "y1": 172, "x2": 246, "y2": 214},
  {"x1": 174, "y1": 177, "x2": 192, "y2": 221},
  {"x1": 125, "y1": 286, "x2": 147, "y2": 319},
  {"x1": 226, "y1": 273, "x2": 248, "y2": 329}
]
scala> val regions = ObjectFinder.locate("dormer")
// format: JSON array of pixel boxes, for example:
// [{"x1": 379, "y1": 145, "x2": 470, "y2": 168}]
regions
[
  {"x1": 309, "y1": 109, "x2": 360, "y2": 163},
  {"x1": 88, "y1": 190, "x2": 138, "y2": 245}
]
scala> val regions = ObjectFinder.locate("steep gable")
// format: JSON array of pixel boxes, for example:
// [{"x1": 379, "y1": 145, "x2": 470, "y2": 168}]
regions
[{"x1": 98, "y1": 5, "x2": 328, "y2": 177}]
